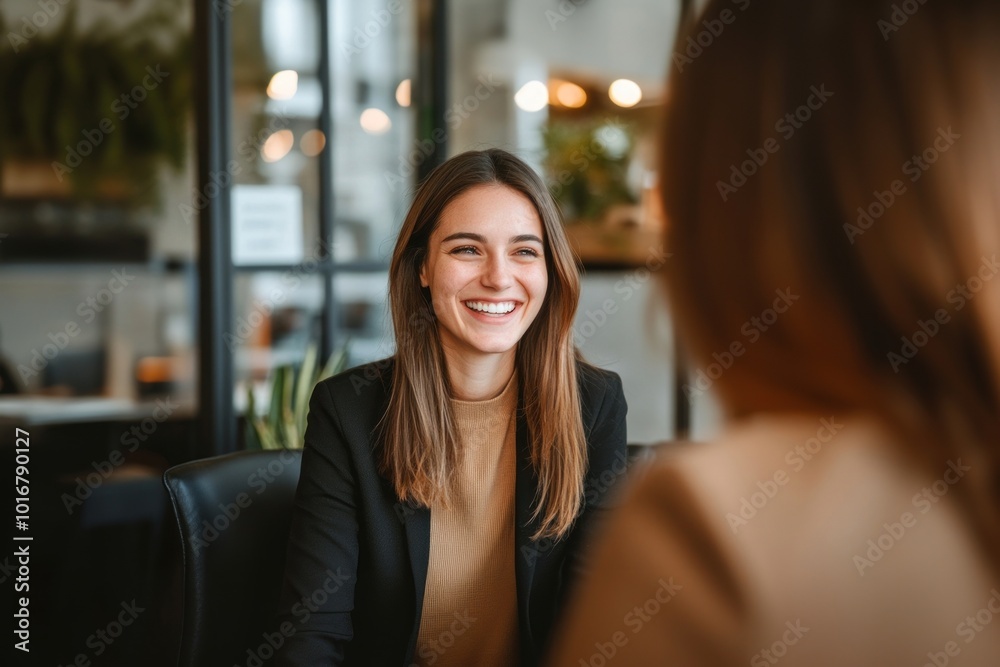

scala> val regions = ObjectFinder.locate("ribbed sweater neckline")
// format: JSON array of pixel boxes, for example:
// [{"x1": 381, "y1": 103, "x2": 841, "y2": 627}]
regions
[{"x1": 449, "y1": 372, "x2": 518, "y2": 421}]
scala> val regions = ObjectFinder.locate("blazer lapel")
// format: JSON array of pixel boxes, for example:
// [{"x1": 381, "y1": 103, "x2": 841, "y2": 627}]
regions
[
  {"x1": 372, "y1": 361, "x2": 431, "y2": 665},
  {"x1": 514, "y1": 395, "x2": 540, "y2": 655},
  {"x1": 402, "y1": 502, "x2": 430, "y2": 664}
]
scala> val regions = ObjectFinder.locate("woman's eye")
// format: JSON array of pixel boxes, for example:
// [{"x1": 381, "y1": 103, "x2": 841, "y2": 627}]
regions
[
  {"x1": 450, "y1": 246, "x2": 478, "y2": 255},
  {"x1": 515, "y1": 248, "x2": 540, "y2": 257}
]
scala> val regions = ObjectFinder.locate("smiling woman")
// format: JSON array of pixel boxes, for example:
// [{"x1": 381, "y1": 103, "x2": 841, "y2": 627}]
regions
[
  {"x1": 275, "y1": 149, "x2": 628, "y2": 667},
  {"x1": 420, "y1": 184, "x2": 548, "y2": 374}
]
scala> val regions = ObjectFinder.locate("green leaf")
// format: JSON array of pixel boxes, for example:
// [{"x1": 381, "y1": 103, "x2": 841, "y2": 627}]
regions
[
  {"x1": 242, "y1": 339, "x2": 352, "y2": 450},
  {"x1": 267, "y1": 366, "x2": 285, "y2": 428},
  {"x1": 293, "y1": 344, "x2": 318, "y2": 438},
  {"x1": 278, "y1": 366, "x2": 296, "y2": 447},
  {"x1": 320, "y1": 338, "x2": 351, "y2": 381},
  {"x1": 244, "y1": 383, "x2": 261, "y2": 449},
  {"x1": 285, "y1": 421, "x2": 301, "y2": 451},
  {"x1": 255, "y1": 419, "x2": 281, "y2": 451}
]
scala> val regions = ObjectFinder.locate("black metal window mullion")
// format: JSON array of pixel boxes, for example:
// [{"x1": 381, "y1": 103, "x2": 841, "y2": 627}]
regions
[
  {"x1": 195, "y1": 0, "x2": 235, "y2": 457},
  {"x1": 417, "y1": 0, "x2": 448, "y2": 181},
  {"x1": 318, "y1": 0, "x2": 337, "y2": 363}
]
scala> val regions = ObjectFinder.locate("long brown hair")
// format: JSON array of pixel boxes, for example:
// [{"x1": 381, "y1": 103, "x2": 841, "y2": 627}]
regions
[
  {"x1": 662, "y1": 0, "x2": 1000, "y2": 559},
  {"x1": 383, "y1": 148, "x2": 586, "y2": 539}
]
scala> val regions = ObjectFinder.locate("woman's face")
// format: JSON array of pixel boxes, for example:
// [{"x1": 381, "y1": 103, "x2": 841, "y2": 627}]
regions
[{"x1": 420, "y1": 184, "x2": 548, "y2": 363}]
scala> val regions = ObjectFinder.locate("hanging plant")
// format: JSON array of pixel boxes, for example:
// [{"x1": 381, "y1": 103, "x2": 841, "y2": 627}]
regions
[{"x1": 0, "y1": 2, "x2": 191, "y2": 204}]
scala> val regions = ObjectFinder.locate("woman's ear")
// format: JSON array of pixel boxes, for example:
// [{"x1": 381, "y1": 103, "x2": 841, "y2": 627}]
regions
[{"x1": 419, "y1": 262, "x2": 428, "y2": 288}]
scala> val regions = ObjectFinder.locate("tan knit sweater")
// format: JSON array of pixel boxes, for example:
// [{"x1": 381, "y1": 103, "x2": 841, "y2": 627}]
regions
[{"x1": 413, "y1": 374, "x2": 519, "y2": 667}]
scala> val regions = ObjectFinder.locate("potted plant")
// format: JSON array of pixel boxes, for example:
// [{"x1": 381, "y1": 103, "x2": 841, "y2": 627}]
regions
[
  {"x1": 244, "y1": 342, "x2": 351, "y2": 450},
  {"x1": 541, "y1": 117, "x2": 638, "y2": 223}
]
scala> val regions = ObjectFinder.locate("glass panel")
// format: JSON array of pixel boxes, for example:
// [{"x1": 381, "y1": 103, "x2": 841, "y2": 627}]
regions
[
  {"x1": 330, "y1": 0, "x2": 416, "y2": 262},
  {"x1": 333, "y1": 271, "x2": 393, "y2": 367},
  {"x1": 0, "y1": 0, "x2": 198, "y2": 407},
  {"x1": 227, "y1": 0, "x2": 417, "y2": 265},
  {"x1": 232, "y1": 270, "x2": 325, "y2": 421},
  {"x1": 231, "y1": 0, "x2": 324, "y2": 257},
  {"x1": 0, "y1": 265, "x2": 197, "y2": 402}
]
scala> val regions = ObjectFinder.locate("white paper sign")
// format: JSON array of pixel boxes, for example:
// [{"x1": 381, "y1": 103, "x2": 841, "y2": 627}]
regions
[{"x1": 232, "y1": 185, "x2": 304, "y2": 265}]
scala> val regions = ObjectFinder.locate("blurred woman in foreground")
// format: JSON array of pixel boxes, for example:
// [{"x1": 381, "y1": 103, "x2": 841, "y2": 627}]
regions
[{"x1": 549, "y1": 0, "x2": 1000, "y2": 664}]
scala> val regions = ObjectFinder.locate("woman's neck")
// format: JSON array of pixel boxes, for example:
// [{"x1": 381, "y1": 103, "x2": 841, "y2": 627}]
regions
[{"x1": 444, "y1": 349, "x2": 516, "y2": 401}]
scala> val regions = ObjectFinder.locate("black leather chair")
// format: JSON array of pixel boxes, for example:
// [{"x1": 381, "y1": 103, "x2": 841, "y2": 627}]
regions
[{"x1": 163, "y1": 449, "x2": 301, "y2": 667}]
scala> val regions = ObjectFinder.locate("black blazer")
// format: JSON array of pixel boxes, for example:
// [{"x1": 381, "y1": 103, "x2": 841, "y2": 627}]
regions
[{"x1": 275, "y1": 358, "x2": 627, "y2": 666}]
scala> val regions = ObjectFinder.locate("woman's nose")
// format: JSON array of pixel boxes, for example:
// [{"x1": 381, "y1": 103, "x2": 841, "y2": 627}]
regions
[{"x1": 481, "y1": 254, "x2": 514, "y2": 290}]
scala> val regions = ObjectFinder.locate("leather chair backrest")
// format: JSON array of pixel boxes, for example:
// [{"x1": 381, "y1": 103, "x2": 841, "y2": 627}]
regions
[{"x1": 163, "y1": 449, "x2": 301, "y2": 667}]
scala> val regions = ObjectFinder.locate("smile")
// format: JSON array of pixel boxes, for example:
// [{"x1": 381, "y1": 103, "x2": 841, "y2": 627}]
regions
[{"x1": 464, "y1": 300, "x2": 517, "y2": 315}]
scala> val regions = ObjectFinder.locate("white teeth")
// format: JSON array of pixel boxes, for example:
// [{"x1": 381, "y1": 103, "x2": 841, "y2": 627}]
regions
[{"x1": 465, "y1": 301, "x2": 516, "y2": 314}]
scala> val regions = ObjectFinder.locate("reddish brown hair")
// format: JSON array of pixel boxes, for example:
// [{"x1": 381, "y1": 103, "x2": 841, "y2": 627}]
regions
[{"x1": 662, "y1": 0, "x2": 1000, "y2": 556}]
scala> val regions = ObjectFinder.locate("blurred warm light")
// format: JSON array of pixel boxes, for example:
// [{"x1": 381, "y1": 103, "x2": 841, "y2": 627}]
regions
[
  {"x1": 262, "y1": 129, "x2": 294, "y2": 162},
  {"x1": 300, "y1": 129, "x2": 326, "y2": 157},
  {"x1": 267, "y1": 70, "x2": 298, "y2": 100},
  {"x1": 554, "y1": 81, "x2": 587, "y2": 108},
  {"x1": 395, "y1": 79, "x2": 411, "y2": 107},
  {"x1": 609, "y1": 79, "x2": 642, "y2": 107},
  {"x1": 360, "y1": 108, "x2": 392, "y2": 135},
  {"x1": 515, "y1": 81, "x2": 548, "y2": 112}
]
